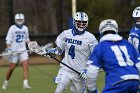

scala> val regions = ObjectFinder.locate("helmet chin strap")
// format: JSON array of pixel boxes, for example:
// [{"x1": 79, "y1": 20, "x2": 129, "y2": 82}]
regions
[
  {"x1": 133, "y1": 18, "x2": 140, "y2": 29},
  {"x1": 74, "y1": 28, "x2": 85, "y2": 35},
  {"x1": 135, "y1": 23, "x2": 140, "y2": 29},
  {"x1": 16, "y1": 24, "x2": 23, "y2": 29}
]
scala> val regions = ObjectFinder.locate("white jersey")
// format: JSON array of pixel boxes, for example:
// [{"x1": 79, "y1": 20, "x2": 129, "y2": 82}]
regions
[
  {"x1": 55, "y1": 29, "x2": 98, "y2": 72},
  {"x1": 6, "y1": 25, "x2": 30, "y2": 51}
]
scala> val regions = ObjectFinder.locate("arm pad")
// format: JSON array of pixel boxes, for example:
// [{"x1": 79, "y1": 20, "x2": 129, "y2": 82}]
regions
[{"x1": 54, "y1": 46, "x2": 63, "y2": 55}]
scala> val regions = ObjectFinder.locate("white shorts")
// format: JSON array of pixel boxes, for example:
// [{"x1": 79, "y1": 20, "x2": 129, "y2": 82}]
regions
[
  {"x1": 54, "y1": 68, "x2": 65, "y2": 83},
  {"x1": 9, "y1": 51, "x2": 29, "y2": 63},
  {"x1": 55, "y1": 68, "x2": 86, "y2": 93}
]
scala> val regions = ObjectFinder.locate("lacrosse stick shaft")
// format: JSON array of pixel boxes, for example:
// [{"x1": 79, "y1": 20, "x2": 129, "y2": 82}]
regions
[
  {"x1": 27, "y1": 41, "x2": 80, "y2": 74},
  {"x1": 0, "y1": 50, "x2": 32, "y2": 57},
  {"x1": 49, "y1": 56, "x2": 81, "y2": 75},
  {"x1": 49, "y1": 56, "x2": 103, "y2": 74}
]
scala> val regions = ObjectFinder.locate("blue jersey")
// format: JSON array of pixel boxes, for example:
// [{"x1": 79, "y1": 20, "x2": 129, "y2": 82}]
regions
[
  {"x1": 89, "y1": 34, "x2": 140, "y2": 86},
  {"x1": 128, "y1": 27, "x2": 140, "y2": 53}
]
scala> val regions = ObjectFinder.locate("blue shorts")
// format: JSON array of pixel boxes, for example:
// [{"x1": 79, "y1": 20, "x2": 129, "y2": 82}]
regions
[{"x1": 103, "y1": 80, "x2": 140, "y2": 93}]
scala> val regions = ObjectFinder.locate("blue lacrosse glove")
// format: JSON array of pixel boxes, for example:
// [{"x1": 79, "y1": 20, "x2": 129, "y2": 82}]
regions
[
  {"x1": 46, "y1": 48, "x2": 58, "y2": 57},
  {"x1": 79, "y1": 69, "x2": 87, "y2": 80}
]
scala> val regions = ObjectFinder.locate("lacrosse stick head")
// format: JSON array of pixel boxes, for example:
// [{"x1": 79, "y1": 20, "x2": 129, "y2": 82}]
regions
[
  {"x1": 40, "y1": 43, "x2": 53, "y2": 50},
  {"x1": 28, "y1": 41, "x2": 40, "y2": 53},
  {"x1": 28, "y1": 41, "x2": 54, "y2": 56}
]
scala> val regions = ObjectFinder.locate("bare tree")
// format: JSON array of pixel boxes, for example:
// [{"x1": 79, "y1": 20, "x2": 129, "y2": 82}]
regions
[
  {"x1": 30, "y1": 0, "x2": 39, "y2": 34},
  {"x1": 45, "y1": 0, "x2": 58, "y2": 34}
]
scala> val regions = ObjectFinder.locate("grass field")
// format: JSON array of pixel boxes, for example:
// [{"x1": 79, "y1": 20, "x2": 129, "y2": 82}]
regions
[{"x1": 0, "y1": 64, "x2": 105, "y2": 93}]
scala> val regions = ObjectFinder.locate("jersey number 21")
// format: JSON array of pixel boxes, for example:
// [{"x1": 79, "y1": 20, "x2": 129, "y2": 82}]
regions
[{"x1": 16, "y1": 34, "x2": 24, "y2": 43}]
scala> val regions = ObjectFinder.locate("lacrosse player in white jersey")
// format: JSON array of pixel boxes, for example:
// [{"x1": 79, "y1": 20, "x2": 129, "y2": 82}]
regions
[
  {"x1": 43, "y1": 12, "x2": 99, "y2": 93},
  {"x1": 2, "y1": 13, "x2": 31, "y2": 90}
]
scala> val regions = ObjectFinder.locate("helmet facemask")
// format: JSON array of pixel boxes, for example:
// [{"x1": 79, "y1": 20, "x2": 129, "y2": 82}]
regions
[
  {"x1": 74, "y1": 20, "x2": 88, "y2": 32},
  {"x1": 132, "y1": 6, "x2": 140, "y2": 29},
  {"x1": 73, "y1": 12, "x2": 88, "y2": 34},
  {"x1": 134, "y1": 17, "x2": 140, "y2": 29},
  {"x1": 15, "y1": 13, "x2": 25, "y2": 25}
]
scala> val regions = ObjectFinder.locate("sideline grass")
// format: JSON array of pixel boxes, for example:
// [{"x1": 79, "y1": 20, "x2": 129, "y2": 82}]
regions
[{"x1": 0, "y1": 65, "x2": 105, "y2": 93}]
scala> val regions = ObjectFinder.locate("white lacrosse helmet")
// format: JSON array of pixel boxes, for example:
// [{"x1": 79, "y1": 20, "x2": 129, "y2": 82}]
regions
[
  {"x1": 15, "y1": 13, "x2": 25, "y2": 25},
  {"x1": 73, "y1": 12, "x2": 88, "y2": 34},
  {"x1": 99, "y1": 19, "x2": 118, "y2": 35},
  {"x1": 132, "y1": 6, "x2": 140, "y2": 28}
]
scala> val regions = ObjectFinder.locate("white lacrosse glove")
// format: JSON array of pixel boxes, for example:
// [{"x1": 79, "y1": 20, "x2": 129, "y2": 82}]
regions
[
  {"x1": 79, "y1": 69, "x2": 87, "y2": 80},
  {"x1": 5, "y1": 48, "x2": 12, "y2": 55},
  {"x1": 3, "y1": 48, "x2": 13, "y2": 59}
]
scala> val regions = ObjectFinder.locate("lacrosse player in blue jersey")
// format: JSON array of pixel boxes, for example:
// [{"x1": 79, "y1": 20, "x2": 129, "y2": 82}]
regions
[
  {"x1": 128, "y1": 6, "x2": 140, "y2": 93},
  {"x1": 128, "y1": 6, "x2": 140, "y2": 53},
  {"x1": 80, "y1": 19, "x2": 140, "y2": 93},
  {"x1": 41, "y1": 12, "x2": 99, "y2": 93}
]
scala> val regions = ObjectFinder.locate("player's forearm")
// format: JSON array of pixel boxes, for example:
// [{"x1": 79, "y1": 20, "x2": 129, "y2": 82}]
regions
[
  {"x1": 128, "y1": 36, "x2": 139, "y2": 52},
  {"x1": 6, "y1": 40, "x2": 12, "y2": 48},
  {"x1": 86, "y1": 65, "x2": 99, "y2": 91},
  {"x1": 87, "y1": 65, "x2": 99, "y2": 78},
  {"x1": 6, "y1": 43, "x2": 11, "y2": 48},
  {"x1": 26, "y1": 39, "x2": 31, "y2": 45}
]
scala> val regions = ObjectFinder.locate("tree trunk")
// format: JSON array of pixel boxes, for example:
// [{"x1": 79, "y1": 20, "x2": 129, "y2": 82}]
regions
[{"x1": 45, "y1": 0, "x2": 58, "y2": 35}]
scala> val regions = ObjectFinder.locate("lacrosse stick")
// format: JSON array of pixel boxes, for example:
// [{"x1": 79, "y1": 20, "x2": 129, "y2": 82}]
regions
[
  {"x1": 0, "y1": 50, "x2": 32, "y2": 62},
  {"x1": 46, "y1": 55, "x2": 80, "y2": 75},
  {"x1": 0, "y1": 50, "x2": 31, "y2": 57},
  {"x1": 28, "y1": 41, "x2": 81, "y2": 75},
  {"x1": 28, "y1": 41, "x2": 53, "y2": 54}
]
